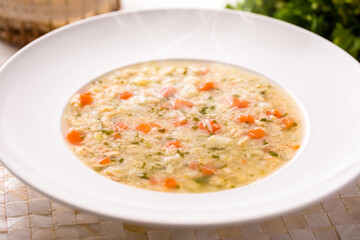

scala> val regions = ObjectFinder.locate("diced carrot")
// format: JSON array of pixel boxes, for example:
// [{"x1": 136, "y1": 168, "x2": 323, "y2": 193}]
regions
[
  {"x1": 113, "y1": 133, "x2": 121, "y2": 139},
  {"x1": 174, "y1": 99, "x2": 193, "y2": 109},
  {"x1": 164, "y1": 178, "x2": 178, "y2": 189},
  {"x1": 99, "y1": 157, "x2": 111, "y2": 165},
  {"x1": 174, "y1": 118, "x2": 188, "y2": 127},
  {"x1": 293, "y1": 145, "x2": 300, "y2": 150},
  {"x1": 66, "y1": 130, "x2": 82, "y2": 145},
  {"x1": 282, "y1": 117, "x2": 296, "y2": 129},
  {"x1": 197, "y1": 82, "x2": 215, "y2": 91},
  {"x1": 113, "y1": 123, "x2": 128, "y2": 132},
  {"x1": 199, "y1": 165, "x2": 216, "y2": 176},
  {"x1": 136, "y1": 123, "x2": 152, "y2": 134},
  {"x1": 119, "y1": 91, "x2": 133, "y2": 100},
  {"x1": 198, "y1": 120, "x2": 221, "y2": 133},
  {"x1": 226, "y1": 96, "x2": 249, "y2": 108},
  {"x1": 265, "y1": 157, "x2": 275, "y2": 161},
  {"x1": 266, "y1": 109, "x2": 282, "y2": 118},
  {"x1": 165, "y1": 140, "x2": 181, "y2": 148},
  {"x1": 247, "y1": 128, "x2": 266, "y2": 139},
  {"x1": 160, "y1": 86, "x2": 177, "y2": 98},
  {"x1": 241, "y1": 159, "x2": 248, "y2": 164},
  {"x1": 80, "y1": 93, "x2": 93, "y2": 107},
  {"x1": 234, "y1": 115, "x2": 255, "y2": 123}
]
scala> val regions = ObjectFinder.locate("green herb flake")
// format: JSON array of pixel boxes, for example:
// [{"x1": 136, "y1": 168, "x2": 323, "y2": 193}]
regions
[
  {"x1": 103, "y1": 142, "x2": 109, "y2": 146},
  {"x1": 293, "y1": 122, "x2": 298, "y2": 127},
  {"x1": 158, "y1": 129, "x2": 166, "y2": 133},
  {"x1": 212, "y1": 120, "x2": 217, "y2": 123},
  {"x1": 119, "y1": 158, "x2": 124, "y2": 163},
  {"x1": 156, "y1": 152, "x2": 162, "y2": 155},
  {"x1": 131, "y1": 142, "x2": 140, "y2": 145},
  {"x1": 209, "y1": 133, "x2": 214, "y2": 136},
  {"x1": 233, "y1": 94, "x2": 240, "y2": 98},
  {"x1": 219, "y1": 163, "x2": 228, "y2": 169},
  {"x1": 263, "y1": 140, "x2": 268, "y2": 145},
  {"x1": 199, "y1": 106, "x2": 208, "y2": 115},
  {"x1": 192, "y1": 126, "x2": 198, "y2": 130},
  {"x1": 260, "y1": 118, "x2": 272, "y2": 122},
  {"x1": 183, "y1": 67, "x2": 188, "y2": 75},
  {"x1": 260, "y1": 91, "x2": 266, "y2": 95},
  {"x1": 141, "y1": 162, "x2": 146, "y2": 168},
  {"x1": 208, "y1": 96, "x2": 213, "y2": 100},
  {"x1": 269, "y1": 151, "x2": 279, "y2": 157},
  {"x1": 101, "y1": 130, "x2": 114, "y2": 135},
  {"x1": 282, "y1": 113, "x2": 288, "y2": 117},
  {"x1": 193, "y1": 117, "x2": 200, "y2": 122},
  {"x1": 210, "y1": 147, "x2": 225, "y2": 151},
  {"x1": 194, "y1": 176, "x2": 208, "y2": 185},
  {"x1": 81, "y1": 136, "x2": 85, "y2": 140},
  {"x1": 210, "y1": 105, "x2": 215, "y2": 110},
  {"x1": 212, "y1": 154, "x2": 220, "y2": 159},
  {"x1": 137, "y1": 172, "x2": 149, "y2": 179},
  {"x1": 75, "y1": 113, "x2": 81, "y2": 117},
  {"x1": 176, "y1": 149, "x2": 185, "y2": 157}
]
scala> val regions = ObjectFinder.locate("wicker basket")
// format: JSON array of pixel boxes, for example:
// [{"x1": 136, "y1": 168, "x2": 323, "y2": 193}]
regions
[{"x1": 0, "y1": 0, "x2": 120, "y2": 46}]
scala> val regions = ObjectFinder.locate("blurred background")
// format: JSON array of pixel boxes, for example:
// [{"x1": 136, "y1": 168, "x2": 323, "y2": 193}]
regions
[{"x1": 0, "y1": 0, "x2": 359, "y2": 62}]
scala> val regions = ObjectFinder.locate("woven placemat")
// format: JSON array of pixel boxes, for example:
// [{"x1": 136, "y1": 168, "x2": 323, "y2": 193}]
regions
[{"x1": 0, "y1": 163, "x2": 359, "y2": 240}]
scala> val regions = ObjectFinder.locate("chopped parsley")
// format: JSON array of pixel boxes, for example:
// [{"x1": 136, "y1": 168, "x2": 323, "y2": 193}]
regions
[
  {"x1": 293, "y1": 122, "x2": 298, "y2": 127},
  {"x1": 103, "y1": 142, "x2": 109, "y2": 146},
  {"x1": 131, "y1": 141, "x2": 140, "y2": 145},
  {"x1": 199, "y1": 106, "x2": 208, "y2": 115},
  {"x1": 193, "y1": 117, "x2": 200, "y2": 122},
  {"x1": 263, "y1": 140, "x2": 268, "y2": 145},
  {"x1": 212, "y1": 154, "x2": 220, "y2": 159},
  {"x1": 158, "y1": 129, "x2": 166, "y2": 133},
  {"x1": 101, "y1": 130, "x2": 114, "y2": 135},
  {"x1": 192, "y1": 126, "x2": 198, "y2": 130},
  {"x1": 176, "y1": 149, "x2": 185, "y2": 157},
  {"x1": 194, "y1": 176, "x2": 208, "y2": 185},
  {"x1": 233, "y1": 94, "x2": 240, "y2": 98},
  {"x1": 210, "y1": 105, "x2": 215, "y2": 110},
  {"x1": 282, "y1": 113, "x2": 288, "y2": 117},
  {"x1": 260, "y1": 118, "x2": 272, "y2": 122},
  {"x1": 219, "y1": 163, "x2": 228, "y2": 169},
  {"x1": 269, "y1": 151, "x2": 278, "y2": 157},
  {"x1": 119, "y1": 158, "x2": 124, "y2": 163},
  {"x1": 75, "y1": 113, "x2": 81, "y2": 117},
  {"x1": 209, "y1": 147, "x2": 225, "y2": 151},
  {"x1": 80, "y1": 136, "x2": 85, "y2": 140},
  {"x1": 141, "y1": 162, "x2": 146, "y2": 168},
  {"x1": 137, "y1": 172, "x2": 149, "y2": 179}
]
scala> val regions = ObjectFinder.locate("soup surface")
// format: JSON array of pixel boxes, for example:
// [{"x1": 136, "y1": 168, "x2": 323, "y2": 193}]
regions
[{"x1": 63, "y1": 61, "x2": 303, "y2": 193}]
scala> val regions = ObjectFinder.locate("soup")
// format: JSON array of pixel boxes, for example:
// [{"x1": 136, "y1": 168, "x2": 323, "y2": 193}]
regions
[{"x1": 62, "y1": 61, "x2": 303, "y2": 193}]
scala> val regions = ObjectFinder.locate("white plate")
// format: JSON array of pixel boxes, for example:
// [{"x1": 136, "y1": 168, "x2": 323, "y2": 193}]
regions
[{"x1": 0, "y1": 9, "x2": 360, "y2": 226}]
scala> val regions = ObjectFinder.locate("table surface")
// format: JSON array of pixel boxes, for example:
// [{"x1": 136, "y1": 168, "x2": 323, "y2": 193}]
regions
[{"x1": 1, "y1": 1, "x2": 360, "y2": 239}]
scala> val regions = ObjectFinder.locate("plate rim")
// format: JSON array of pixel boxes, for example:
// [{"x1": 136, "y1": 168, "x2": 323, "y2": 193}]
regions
[{"x1": 0, "y1": 8, "x2": 360, "y2": 226}]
